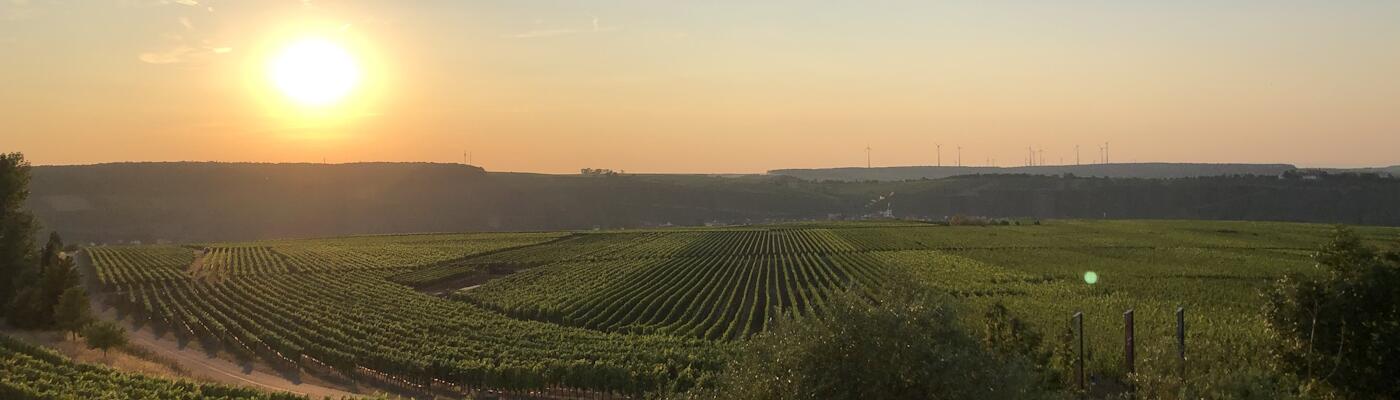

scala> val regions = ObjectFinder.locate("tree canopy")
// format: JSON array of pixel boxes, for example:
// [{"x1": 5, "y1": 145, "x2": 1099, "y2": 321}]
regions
[
  {"x1": 1, "y1": 152, "x2": 38, "y2": 315},
  {"x1": 82, "y1": 321, "x2": 127, "y2": 357}
]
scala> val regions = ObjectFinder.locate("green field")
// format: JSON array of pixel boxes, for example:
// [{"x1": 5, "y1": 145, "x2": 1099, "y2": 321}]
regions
[{"x1": 71, "y1": 220, "x2": 1400, "y2": 396}]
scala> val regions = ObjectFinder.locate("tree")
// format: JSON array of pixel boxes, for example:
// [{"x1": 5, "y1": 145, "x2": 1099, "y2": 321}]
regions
[
  {"x1": 36, "y1": 251, "x2": 78, "y2": 326},
  {"x1": 83, "y1": 321, "x2": 128, "y2": 358},
  {"x1": 0, "y1": 152, "x2": 38, "y2": 315},
  {"x1": 39, "y1": 231, "x2": 62, "y2": 271},
  {"x1": 1264, "y1": 226, "x2": 1400, "y2": 398},
  {"x1": 5, "y1": 239, "x2": 78, "y2": 328},
  {"x1": 675, "y1": 282, "x2": 1047, "y2": 400},
  {"x1": 53, "y1": 286, "x2": 92, "y2": 340},
  {"x1": 5, "y1": 285, "x2": 45, "y2": 328}
]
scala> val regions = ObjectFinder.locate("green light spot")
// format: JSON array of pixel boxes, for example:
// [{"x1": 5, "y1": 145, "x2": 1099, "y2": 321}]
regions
[{"x1": 1083, "y1": 271, "x2": 1099, "y2": 285}]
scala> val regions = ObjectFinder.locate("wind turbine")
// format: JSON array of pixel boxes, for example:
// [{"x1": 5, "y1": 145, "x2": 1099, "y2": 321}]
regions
[
  {"x1": 865, "y1": 145, "x2": 872, "y2": 168},
  {"x1": 936, "y1": 144, "x2": 942, "y2": 167}
]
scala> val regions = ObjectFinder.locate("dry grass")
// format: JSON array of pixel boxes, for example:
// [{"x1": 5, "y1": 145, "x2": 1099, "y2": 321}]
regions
[{"x1": 2, "y1": 328, "x2": 190, "y2": 380}]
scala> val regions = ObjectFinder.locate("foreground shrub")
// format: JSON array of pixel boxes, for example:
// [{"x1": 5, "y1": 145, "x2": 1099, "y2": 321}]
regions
[
  {"x1": 675, "y1": 284, "x2": 1049, "y2": 400},
  {"x1": 1264, "y1": 226, "x2": 1400, "y2": 398}
]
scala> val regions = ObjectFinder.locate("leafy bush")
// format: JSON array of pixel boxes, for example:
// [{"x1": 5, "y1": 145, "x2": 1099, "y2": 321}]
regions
[
  {"x1": 674, "y1": 284, "x2": 1050, "y2": 400},
  {"x1": 1263, "y1": 226, "x2": 1400, "y2": 398}
]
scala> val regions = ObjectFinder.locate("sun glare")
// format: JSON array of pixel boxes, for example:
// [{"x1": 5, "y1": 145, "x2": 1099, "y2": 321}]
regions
[{"x1": 268, "y1": 38, "x2": 361, "y2": 108}]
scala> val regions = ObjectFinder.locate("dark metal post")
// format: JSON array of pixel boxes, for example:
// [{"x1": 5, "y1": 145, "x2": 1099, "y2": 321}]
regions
[
  {"x1": 1124, "y1": 309, "x2": 1135, "y2": 375},
  {"x1": 1073, "y1": 311, "x2": 1085, "y2": 390},
  {"x1": 1177, "y1": 307, "x2": 1186, "y2": 377}
]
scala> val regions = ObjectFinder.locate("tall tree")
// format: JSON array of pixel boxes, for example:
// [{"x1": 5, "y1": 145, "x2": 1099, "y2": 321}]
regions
[
  {"x1": 53, "y1": 286, "x2": 91, "y2": 340},
  {"x1": 40, "y1": 231, "x2": 62, "y2": 270},
  {"x1": 7, "y1": 236, "x2": 77, "y2": 328},
  {"x1": 36, "y1": 249, "x2": 78, "y2": 326},
  {"x1": 0, "y1": 152, "x2": 38, "y2": 315}
]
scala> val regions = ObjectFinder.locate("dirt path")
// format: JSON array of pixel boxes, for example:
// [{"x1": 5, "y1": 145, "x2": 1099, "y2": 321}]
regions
[{"x1": 78, "y1": 251, "x2": 363, "y2": 399}]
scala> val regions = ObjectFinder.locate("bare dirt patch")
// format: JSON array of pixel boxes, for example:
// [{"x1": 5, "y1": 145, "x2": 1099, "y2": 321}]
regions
[{"x1": 411, "y1": 262, "x2": 544, "y2": 297}]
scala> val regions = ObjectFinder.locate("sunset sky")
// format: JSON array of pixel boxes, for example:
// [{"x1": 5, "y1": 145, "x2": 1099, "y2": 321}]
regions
[{"x1": 3, "y1": 1, "x2": 1398, "y2": 173}]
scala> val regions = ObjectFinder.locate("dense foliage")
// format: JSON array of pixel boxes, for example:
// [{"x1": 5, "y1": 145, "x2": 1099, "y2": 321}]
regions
[
  {"x1": 0, "y1": 152, "x2": 38, "y2": 317},
  {"x1": 81, "y1": 320, "x2": 128, "y2": 356},
  {"x1": 677, "y1": 286, "x2": 1047, "y2": 400},
  {"x1": 1265, "y1": 227, "x2": 1400, "y2": 398},
  {"x1": 1, "y1": 153, "x2": 85, "y2": 330},
  {"x1": 54, "y1": 286, "x2": 92, "y2": 339}
]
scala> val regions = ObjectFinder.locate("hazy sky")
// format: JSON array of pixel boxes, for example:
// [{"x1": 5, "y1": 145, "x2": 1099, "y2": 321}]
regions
[{"x1": 3, "y1": 1, "x2": 1398, "y2": 173}]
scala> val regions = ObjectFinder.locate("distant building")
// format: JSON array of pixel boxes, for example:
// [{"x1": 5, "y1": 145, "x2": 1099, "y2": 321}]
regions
[{"x1": 1279, "y1": 169, "x2": 1327, "y2": 180}]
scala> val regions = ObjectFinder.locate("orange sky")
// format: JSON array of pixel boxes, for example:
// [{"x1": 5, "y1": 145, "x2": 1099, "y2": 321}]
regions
[{"x1": 3, "y1": 1, "x2": 1398, "y2": 173}]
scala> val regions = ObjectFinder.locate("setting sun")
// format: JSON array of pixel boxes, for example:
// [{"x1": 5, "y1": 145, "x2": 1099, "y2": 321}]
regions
[{"x1": 267, "y1": 38, "x2": 361, "y2": 108}]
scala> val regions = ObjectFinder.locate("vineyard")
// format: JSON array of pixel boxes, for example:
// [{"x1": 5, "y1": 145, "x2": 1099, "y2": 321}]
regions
[
  {"x1": 0, "y1": 333, "x2": 301, "y2": 399},
  {"x1": 458, "y1": 230, "x2": 887, "y2": 339},
  {"x1": 79, "y1": 220, "x2": 1400, "y2": 396},
  {"x1": 88, "y1": 233, "x2": 723, "y2": 396}
]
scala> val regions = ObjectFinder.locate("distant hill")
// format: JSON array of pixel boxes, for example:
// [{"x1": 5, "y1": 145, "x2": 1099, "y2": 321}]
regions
[
  {"x1": 769, "y1": 163, "x2": 1301, "y2": 181},
  {"x1": 27, "y1": 162, "x2": 844, "y2": 243},
  {"x1": 24, "y1": 162, "x2": 1400, "y2": 243}
]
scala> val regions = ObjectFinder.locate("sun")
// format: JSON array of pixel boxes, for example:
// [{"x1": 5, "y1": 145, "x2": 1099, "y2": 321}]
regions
[{"x1": 267, "y1": 37, "x2": 361, "y2": 107}]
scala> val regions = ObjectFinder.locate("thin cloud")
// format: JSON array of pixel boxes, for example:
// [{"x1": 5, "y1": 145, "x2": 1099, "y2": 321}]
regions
[
  {"x1": 503, "y1": 16, "x2": 619, "y2": 39},
  {"x1": 115, "y1": 0, "x2": 200, "y2": 7},
  {"x1": 138, "y1": 44, "x2": 231, "y2": 65}
]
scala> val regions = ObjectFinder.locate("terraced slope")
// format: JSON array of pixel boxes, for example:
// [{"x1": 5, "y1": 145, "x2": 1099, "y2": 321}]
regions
[{"x1": 0, "y1": 333, "x2": 301, "y2": 399}]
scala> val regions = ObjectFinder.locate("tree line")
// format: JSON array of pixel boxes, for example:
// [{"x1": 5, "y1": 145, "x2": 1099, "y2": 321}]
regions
[
  {"x1": 2, "y1": 153, "x2": 124, "y2": 355},
  {"x1": 25, "y1": 163, "x2": 1400, "y2": 244}
]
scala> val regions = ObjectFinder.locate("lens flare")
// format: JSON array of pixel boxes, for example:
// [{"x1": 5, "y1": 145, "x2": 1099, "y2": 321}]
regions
[{"x1": 1083, "y1": 271, "x2": 1099, "y2": 285}]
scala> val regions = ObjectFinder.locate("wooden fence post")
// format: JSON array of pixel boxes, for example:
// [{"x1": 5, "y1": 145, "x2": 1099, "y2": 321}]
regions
[
  {"x1": 1177, "y1": 306, "x2": 1186, "y2": 379},
  {"x1": 1073, "y1": 311, "x2": 1085, "y2": 391},
  {"x1": 1123, "y1": 309, "x2": 1134, "y2": 375}
]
